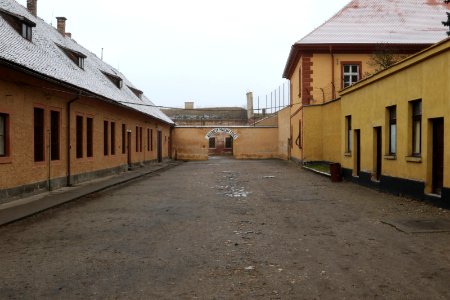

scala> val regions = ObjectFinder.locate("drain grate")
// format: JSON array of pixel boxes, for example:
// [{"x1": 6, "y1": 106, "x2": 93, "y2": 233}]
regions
[{"x1": 382, "y1": 218, "x2": 450, "y2": 233}]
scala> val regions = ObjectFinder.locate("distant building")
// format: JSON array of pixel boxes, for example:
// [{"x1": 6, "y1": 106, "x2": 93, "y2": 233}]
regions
[
  {"x1": 162, "y1": 102, "x2": 249, "y2": 156},
  {"x1": 162, "y1": 102, "x2": 249, "y2": 126},
  {"x1": 0, "y1": 0, "x2": 173, "y2": 200}
]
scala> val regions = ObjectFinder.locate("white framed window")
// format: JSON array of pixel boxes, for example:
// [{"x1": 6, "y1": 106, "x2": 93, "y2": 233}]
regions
[
  {"x1": 388, "y1": 106, "x2": 397, "y2": 155},
  {"x1": 411, "y1": 100, "x2": 422, "y2": 156},
  {"x1": 342, "y1": 63, "x2": 360, "y2": 88}
]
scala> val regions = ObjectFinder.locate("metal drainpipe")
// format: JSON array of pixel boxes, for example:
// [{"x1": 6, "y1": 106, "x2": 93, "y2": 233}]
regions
[
  {"x1": 330, "y1": 46, "x2": 336, "y2": 100},
  {"x1": 67, "y1": 92, "x2": 80, "y2": 186}
]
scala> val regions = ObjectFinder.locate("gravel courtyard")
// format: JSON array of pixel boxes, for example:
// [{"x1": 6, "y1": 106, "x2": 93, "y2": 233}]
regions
[{"x1": 0, "y1": 158, "x2": 449, "y2": 299}]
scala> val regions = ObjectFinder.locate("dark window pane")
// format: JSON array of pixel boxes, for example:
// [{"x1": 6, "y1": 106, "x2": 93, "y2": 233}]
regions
[
  {"x1": 413, "y1": 101, "x2": 422, "y2": 116},
  {"x1": 76, "y1": 116, "x2": 83, "y2": 158},
  {"x1": 50, "y1": 111, "x2": 60, "y2": 160},
  {"x1": 122, "y1": 124, "x2": 126, "y2": 154},
  {"x1": 150, "y1": 129, "x2": 153, "y2": 151},
  {"x1": 136, "y1": 126, "x2": 139, "y2": 152},
  {"x1": 209, "y1": 137, "x2": 215, "y2": 149},
  {"x1": 0, "y1": 114, "x2": 5, "y2": 156},
  {"x1": 34, "y1": 108, "x2": 45, "y2": 162},
  {"x1": 139, "y1": 127, "x2": 143, "y2": 152},
  {"x1": 225, "y1": 137, "x2": 232, "y2": 149},
  {"x1": 111, "y1": 122, "x2": 116, "y2": 155},
  {"x1": 104, "y1": 121, "x2": 109, "y2": 156},
  {"x1": 87, "y1": 117, "x2": 93, "y2": 157}
]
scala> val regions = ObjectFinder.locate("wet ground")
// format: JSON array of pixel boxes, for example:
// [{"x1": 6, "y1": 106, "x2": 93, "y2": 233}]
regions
[{"x1": 0, "y1": 157, "x2": 450, "y2": 299}]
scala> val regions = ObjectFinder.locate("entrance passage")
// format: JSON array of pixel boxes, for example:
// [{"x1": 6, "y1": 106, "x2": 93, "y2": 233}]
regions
[
  {"x1": 432, "y1": 118, "x2": 444, "y2": 195},
  {"x1": 208, "y1": 134, "x2": 233, "y2": 156}
]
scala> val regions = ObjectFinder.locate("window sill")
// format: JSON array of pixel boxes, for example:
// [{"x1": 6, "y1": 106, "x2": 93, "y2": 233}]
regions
[
  {"x1": 406, "y1": 156, "x2": 422, "y2": 163},
  {"x1": 344, "y1": 152, "x2": 352, "y2": 157},
  {"x1": 0, "y1": 156, "x2": 12, "y2": 164},
  {"x1": 384, "y1": 155, "x2": 396, "y2": 160}
]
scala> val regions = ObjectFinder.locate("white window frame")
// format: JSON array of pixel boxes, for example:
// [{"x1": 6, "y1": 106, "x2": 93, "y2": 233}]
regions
[{"x1": 343, "y1": 64, "x2": 360, "y2": 88}]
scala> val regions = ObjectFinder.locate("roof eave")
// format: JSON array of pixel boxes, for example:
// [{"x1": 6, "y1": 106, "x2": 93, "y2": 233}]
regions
[
  {"x1": 282, "y1": 42, "x2": 434, "y2": 79},
  {"x1": 0, "y1": 57, "x2": 174, "y2": 126}
]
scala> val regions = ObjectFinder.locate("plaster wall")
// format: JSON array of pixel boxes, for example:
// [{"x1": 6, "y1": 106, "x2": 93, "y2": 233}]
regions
[
  {"x1": 340, "y1": 41, "x2": 450, "y2": 192},
  {"x1": 172, "y1": 127, "x2": 279, "y2": 161},
  {"x1": 0, "y1": 70, "x2": 171, "y2": 192}
]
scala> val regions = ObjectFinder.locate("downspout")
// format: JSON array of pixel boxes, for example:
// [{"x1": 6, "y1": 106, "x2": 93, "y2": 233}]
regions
[
  {"x1": 330, "y1": 46, "x2": 336, "y2": 100},
  {"x1": 67, "y1": 92, "x2": 81, "y2": 186},
  {"x1": 47, "y1": 129, "x2": 51, "y2": 191}
]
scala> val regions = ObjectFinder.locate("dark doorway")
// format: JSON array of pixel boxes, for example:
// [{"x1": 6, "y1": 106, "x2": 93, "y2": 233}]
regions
[
  {"x1": 375, "y1": 127, "x2": 382, "y2": 181},
  {"x1": 157, "y1": 130, "x2": 163, "y2": 163},
  {"x1": 355, "y1": 129, "x2": 361, "y2": 176},
  {"x1": 432, "y1": 118, "x2": 444, "y2": 195},
  {"x1": 127, "y1": 131, "x2": 132, "y2": 168}
]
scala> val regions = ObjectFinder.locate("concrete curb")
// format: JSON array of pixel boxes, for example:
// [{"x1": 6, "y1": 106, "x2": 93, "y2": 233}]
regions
[
  {"x1": 302, "y1": 165, "x2": 331, "y2": 178},
  {"x1": 0, "y1": 161, "x2": 182, "y2": 226}
]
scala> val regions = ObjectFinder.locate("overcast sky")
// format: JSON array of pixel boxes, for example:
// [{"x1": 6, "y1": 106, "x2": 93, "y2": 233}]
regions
[{"x1": 18, "y1": 0, "x2": 350, "y2": 108}]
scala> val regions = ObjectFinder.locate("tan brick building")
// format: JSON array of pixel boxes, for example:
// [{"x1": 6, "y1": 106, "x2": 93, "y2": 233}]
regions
[{"x1": 0, "y1": 0, "x2": 173, "y2": 200}]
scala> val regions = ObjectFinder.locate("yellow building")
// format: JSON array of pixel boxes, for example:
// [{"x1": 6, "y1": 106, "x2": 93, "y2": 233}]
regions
[
  {"x1": 282, "y1": 0, "x2": 450, "y2": 163},
  {"x1": 0, "y1": 0, "x2": 173, "y2": 201},
  {"x1": 340, "y1": 38, "x2": 450, "y2": 203}
]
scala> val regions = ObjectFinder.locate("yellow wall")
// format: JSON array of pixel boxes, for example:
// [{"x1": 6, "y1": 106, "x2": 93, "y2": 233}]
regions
[
  {"x1": 310, "y1": 53, "x2": 375, "y2": 104},
  {"x1": 290, "y1": 57, "x2": 302, "y2": 106},
  {"x1": 172, "y1": 128, "x2": 209, "y2": 160},
  {"x1": 173, "y1": 127, "x2": 280, "y2": 160},
  {"x1": 277, "y1": 107, "x2": 291, "y2": 160},
  {"x1": 289, "y1": 107, "x2": 303, "y2": 162},
  {"x1": 287, "y1": 52, "x2": 377, "y2": 162},
  {"x1": 256, "y1": 114, "x2": 278, "y2": 126},
  {"x1": 303, "y1": 100, "x2": 342, "y2": 163},
  {"x1": 340, "y1": 40, "x2": 450, "y2": 191}
]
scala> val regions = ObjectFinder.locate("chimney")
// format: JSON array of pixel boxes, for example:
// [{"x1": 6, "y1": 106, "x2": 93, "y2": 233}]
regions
[
  {"x1": 56, "y1": 17, "x2": 67, "y2": 35},
  {"x1": 65, "y1": 32, "x2": 72, "y2": 38},
  {"x1": 27, "y1": 0, "x2": 37, "y2": 17},
  {"x1": 185, "y1": 102, "x2": 194, "y2": 109},
  {"x1": 246, "y1": 92, "x2": 254, "y2": 120}
]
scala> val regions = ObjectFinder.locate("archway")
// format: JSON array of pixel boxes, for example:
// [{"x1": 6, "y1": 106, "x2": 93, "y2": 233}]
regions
[{"x1": 205, "y1": 128, "x2": 239, "y2": 156}]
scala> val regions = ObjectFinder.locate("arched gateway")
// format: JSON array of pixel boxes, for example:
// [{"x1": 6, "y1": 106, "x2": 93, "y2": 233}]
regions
[{"x1": 205, "y1": 128, "x2": 239, "y2": 156}]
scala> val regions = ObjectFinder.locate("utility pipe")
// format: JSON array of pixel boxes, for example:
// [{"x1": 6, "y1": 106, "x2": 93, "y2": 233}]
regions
[{"x1": 330, "y1": 46, "x2": 336, "y2": 100}]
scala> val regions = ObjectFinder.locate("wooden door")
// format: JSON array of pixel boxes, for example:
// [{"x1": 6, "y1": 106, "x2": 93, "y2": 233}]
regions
[
  {"x1": 375, "y1": 127, "x2": 382, "y2": 181},
  {"x1": 432, "y1": 118, "x2": 444, "y2": 195}
]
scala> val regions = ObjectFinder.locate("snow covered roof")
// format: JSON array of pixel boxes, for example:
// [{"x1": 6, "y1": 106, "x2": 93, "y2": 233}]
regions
[
  {"x1": 283, "y1": 0, "x2": 450, "y2": 78},
  {"x1": 0, "y1": 0, "x2": 173, "y2": 125}
]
